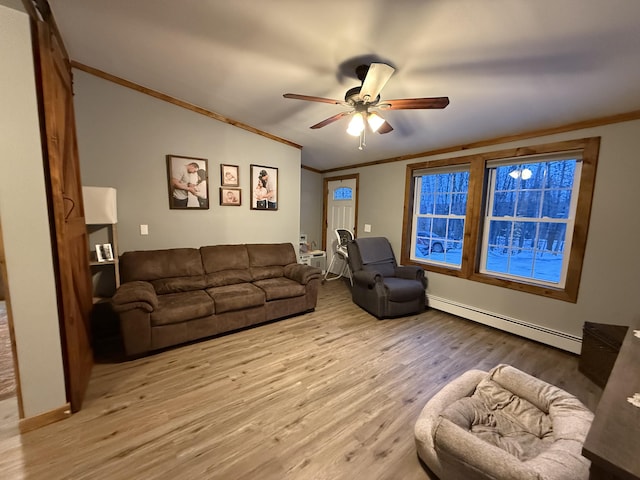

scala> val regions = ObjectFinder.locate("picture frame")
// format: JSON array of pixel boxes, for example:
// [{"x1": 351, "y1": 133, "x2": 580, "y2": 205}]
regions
[
  {"x1": 96, "y1": 243, "x2": 114, "y2": 262},
  {"x1": 95, "y1": 244, "x2": 106, "y2": 263},
  {"x1": 250, "y1": 164, "x2": 278, "y2": 210},
  {"x1": 166, "y1": 154, "x2": 209, "y2": 209},
  {"x1": 102, "y1": 243, "x2": 114, "y2": 261},
  {"x1": 220, "y1": 187, "x2": 241, "y2": 206},
  {"x1": 221, "y1": 164, "x2": 239, "y2": 187}
]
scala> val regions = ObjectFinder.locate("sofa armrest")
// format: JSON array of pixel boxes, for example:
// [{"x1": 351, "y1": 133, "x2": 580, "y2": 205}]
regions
[
  {"x1": 284, "y1": 263, "x2": 321, "y2": 284},
  {"x1": 395, "y1": 265, "x2": 425, "y2": 282},
  {"x1": 352, "y1": 269, "x2": 383, "y2": 288},
  {"x1": 111, "y1": 281, "x2": 158, "y2": 313}
]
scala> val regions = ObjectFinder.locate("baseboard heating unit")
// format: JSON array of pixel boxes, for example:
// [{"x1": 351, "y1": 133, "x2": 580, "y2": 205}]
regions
[{"x1": 428, "y1": 295, "x2": 582, "y2": 354}]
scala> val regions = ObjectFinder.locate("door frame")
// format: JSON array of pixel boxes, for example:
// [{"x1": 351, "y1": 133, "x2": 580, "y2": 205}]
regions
[{"x1": 322, "y1": 174, "x2": 359, "y2": 252}]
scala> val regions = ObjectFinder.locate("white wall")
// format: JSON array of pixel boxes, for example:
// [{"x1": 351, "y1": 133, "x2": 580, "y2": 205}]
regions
[
  {"x1": 73, "y1": 71, "x2": 302, "y2": 252},
  {"x1": 0, "y1": 2, "x2": 67, "y2": 417},
  {"x1": 319, "y1": 120, "x2": 640, "y2": 352}
]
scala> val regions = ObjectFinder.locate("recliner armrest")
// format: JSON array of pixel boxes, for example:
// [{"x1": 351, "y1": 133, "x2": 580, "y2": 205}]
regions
[
  {"x1": 111, "y1": 281, "x2": 158, "y2": 313},
  {"x1": 394, "y1": 265, "x2": 425, "y2": 282},
  {"x1": 352, "y1": 269, "x2": 383, "y2": 288}
]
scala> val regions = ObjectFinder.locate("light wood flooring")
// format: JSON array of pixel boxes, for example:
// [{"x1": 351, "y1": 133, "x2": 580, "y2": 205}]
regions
[{"x1": 0, "y1": 280, "x2": 602, "y2": 480}]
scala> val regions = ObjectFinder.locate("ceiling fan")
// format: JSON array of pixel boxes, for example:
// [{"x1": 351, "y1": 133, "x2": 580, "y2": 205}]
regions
[{"x1": 283, "y1": 62, "x2": 449, "y2": 148}]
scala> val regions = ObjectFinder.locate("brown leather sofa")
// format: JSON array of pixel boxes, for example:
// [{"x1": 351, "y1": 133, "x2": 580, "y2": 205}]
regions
[{"x1": 111, "y1": 243, "x2": 321, "y2": 356}]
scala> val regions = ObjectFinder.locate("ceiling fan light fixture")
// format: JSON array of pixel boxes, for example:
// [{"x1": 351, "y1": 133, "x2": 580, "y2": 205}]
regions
[
  {"x1": 347, "y1": 112, "x2": 365, "y2": 136},
  {"x1": 367, "y1": 112, "x2": 385, "y2": 132},
  {"x1": 283, "y1": 61, "x2": 449, "y2": 140}
]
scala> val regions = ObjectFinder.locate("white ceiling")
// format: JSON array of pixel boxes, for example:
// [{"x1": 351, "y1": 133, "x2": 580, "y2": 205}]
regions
[{"x1": 48, "y1": 0, "x2": 640, "y2": 171}]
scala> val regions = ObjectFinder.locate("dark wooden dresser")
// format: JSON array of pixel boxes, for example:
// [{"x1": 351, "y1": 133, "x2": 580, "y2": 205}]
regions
[
  {"x1": 580, "y1": 322, "x2": 628, "y2": 388},
  {"x1": 582, "y1": 317, "x2": 640, "y2": 480}
]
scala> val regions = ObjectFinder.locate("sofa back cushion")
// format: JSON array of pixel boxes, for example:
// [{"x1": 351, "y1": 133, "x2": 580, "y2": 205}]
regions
[
  {"x1": 120, "y1": 248, "x2": 205, "y2": 294},
  {"x1": 247, "y1": 243, "x2": 297, "y2": 280},
  {"x1": 200, "y1": 244, "x2": 253, "y2": 287}
]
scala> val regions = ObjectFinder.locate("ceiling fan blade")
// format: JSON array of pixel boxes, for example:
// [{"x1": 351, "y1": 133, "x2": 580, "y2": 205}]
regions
[
  {"x1": 283, "y1": 93, "x2": 344, "y2": 105},
  {"x1": 310, "y1": 111, "x2": 351, "y2": 129},
  {"x1": 359, "y1": 63, "x2": 395, "y2": 103},
  {"x1": 377, "y1": 121, "x2": 394, "y2": 134},
  {"x1": 379, "y1": 97, "x2": 450, "y2": 110}
]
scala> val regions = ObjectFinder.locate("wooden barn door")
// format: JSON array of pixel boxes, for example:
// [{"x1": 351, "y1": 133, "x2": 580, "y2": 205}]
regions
[{"x1": 35, "y1": 17, "x2": 93, "y2": 412}]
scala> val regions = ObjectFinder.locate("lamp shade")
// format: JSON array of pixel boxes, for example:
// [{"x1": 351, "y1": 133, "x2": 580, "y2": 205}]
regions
[
  {"x1": 347, "y1": 113, "x2": 365, "y2": 136},
  {"x1": 82, "y1": 186, "x2": 117, "y2": 224},
  {"x1": 367, "y1": 112, "x2": 385, "y2": 132}
]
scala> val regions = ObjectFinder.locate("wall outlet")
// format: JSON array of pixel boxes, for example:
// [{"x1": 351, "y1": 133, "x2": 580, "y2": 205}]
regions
[
  {"x1": 364, "y1": 224, "x2": 372, "y2": 233},
  {"x1": 140, "y1": 224, "x2": 149, "y2": 235}
]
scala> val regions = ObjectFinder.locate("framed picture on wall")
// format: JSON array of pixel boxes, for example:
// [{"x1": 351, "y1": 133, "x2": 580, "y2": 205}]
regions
[
  {"x1": 221, "y1": 164, "x2": 239, "y2": 186},
  {"x1": 166, "y1": 154, "x2": 209, "y2": 209},
  {"x1": 250, "y1": 164, "x2": 278, "y2": 210},
  {"x1": 220, "y1": 187, "x2": 241, "y2": 206}
]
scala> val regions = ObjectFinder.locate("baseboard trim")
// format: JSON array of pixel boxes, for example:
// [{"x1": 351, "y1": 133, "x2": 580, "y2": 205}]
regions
[
  {"x1": 428, "y1": 295, "x2": 582, "y2": 354},
  {"x1": 19, "y1": 403, "x2": 71, "y2": 434}
]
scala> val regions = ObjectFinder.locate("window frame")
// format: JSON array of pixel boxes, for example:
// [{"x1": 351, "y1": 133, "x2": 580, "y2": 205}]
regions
[{"x1": 401, "y1": 137, "x2": 600, "y2": 302}]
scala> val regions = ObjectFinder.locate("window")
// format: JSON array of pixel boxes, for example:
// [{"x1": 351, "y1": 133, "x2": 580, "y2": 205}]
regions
[
  {"x1": 333, "y1": 186, "x2": 353, "y2": 200},
  {"x1": 481, "y1": 158, "x2": 579, "y2": 286},
  {"x1": 401, "y1": 137, "x2": 600, "y2": 302},
  {"x1": 411, "y1": 169, "x2": 469, "y2": 268}
]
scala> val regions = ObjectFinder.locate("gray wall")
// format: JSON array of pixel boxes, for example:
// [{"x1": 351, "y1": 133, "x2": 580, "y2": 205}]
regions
[
  {"x1": 0, "y1": 2, "x2": 67, "y2": 418},
  {"x1": 73, "y1": 71, "x2": 302, "y2": 253},
  {"x1": 311, "y1": 120, "x2": 640, "y2": 350},
  {"x1": 299, "y1": 168, "x2": 323, "y2": 249}
]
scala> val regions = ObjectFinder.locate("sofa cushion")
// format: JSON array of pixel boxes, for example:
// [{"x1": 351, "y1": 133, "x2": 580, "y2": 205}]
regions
[
  {"x1": 352, "y1": 237, "x2": 397, "y2": 277},
  {"x1": 120, "y1": 248, "x2": 204, "y2": 283},
  {"x1": 151, "y1": 290, "x2": 214, "y2": 326},
  {"x1": 253, "y1": 277, "x2": 306, "y2": 301},
  {"x1": 247, "y1": 243, "x2": 297, "y2": 267},
  {"x1": 251, "y1": 265, "x2": 285, "y2": 281},
  {"x1": 201, "y1": 245, "x2": 253, "y2": 287},
  {"x1": 201, "y1": 244, "x2": 250, "y2": 272},
  {"x1": 151, "y1": 276, "x2": 206, "y2": 295},
  {"x1": 383, "y1": 277, "x2": 427, "y2": 302},
  {"x1": 205, "y1": 270, "x2": 253, "y2": 288},
  {"x1": 206, "y1": 283, "x2": 265, "y2": 314}
]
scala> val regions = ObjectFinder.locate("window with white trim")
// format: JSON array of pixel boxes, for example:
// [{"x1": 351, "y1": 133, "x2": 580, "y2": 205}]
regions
[
  {"x1": 480, "y1": 156, "x2": 581, "y2": 287},
  {"x1": 411, "y1": 168, "x2": 469, "y2": 268}
]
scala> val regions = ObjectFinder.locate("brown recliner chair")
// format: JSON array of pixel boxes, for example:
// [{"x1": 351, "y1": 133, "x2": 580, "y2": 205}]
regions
[{"x1": 346, "y1": 237, "x2": 426, "y2": 318}]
